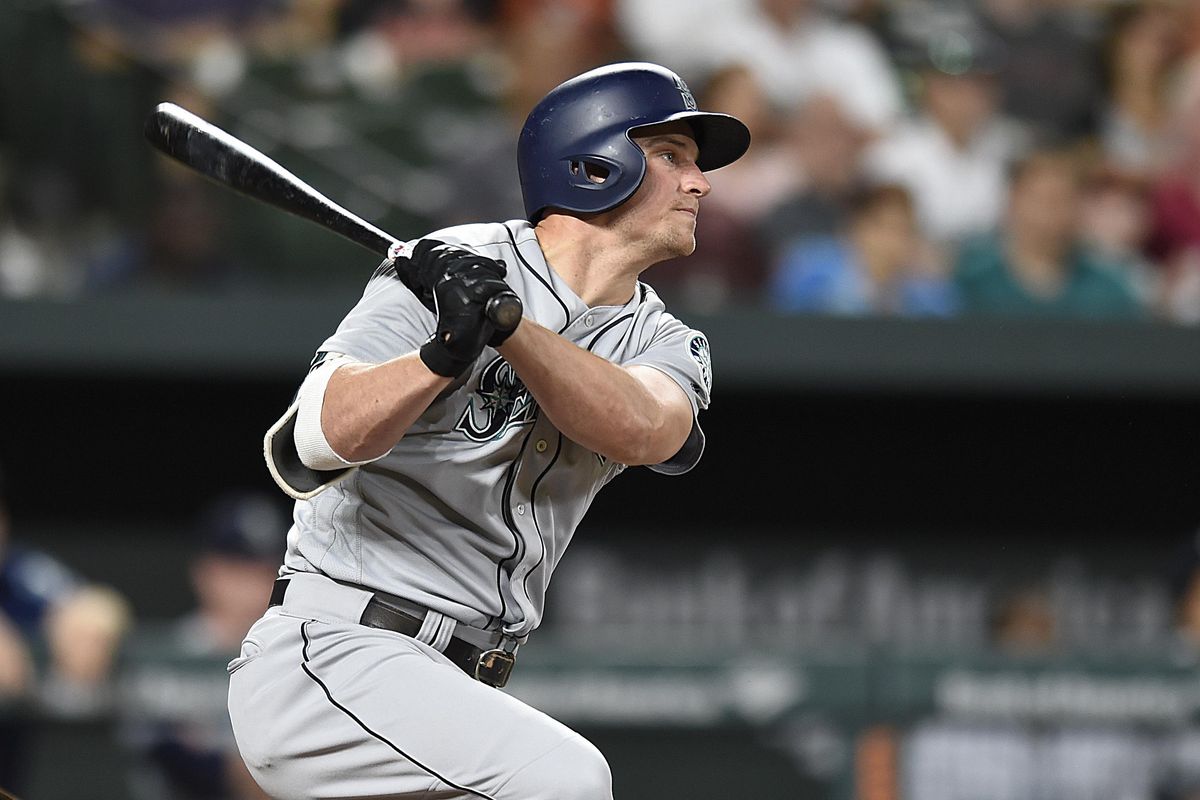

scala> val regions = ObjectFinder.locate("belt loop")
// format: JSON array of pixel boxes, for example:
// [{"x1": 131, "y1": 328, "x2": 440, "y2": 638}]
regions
[{"x1": 415, "y1": 610, "x2": 455, "y2": 652}]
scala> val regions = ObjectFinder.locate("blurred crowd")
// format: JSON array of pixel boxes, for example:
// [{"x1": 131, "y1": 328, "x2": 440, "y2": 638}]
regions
[
  {"x1": 0, "y1": 467, "x2": 287, "y2": 799},
  {"x1": 2, "y1": 0, "x2": 1200, "y2": 322}
]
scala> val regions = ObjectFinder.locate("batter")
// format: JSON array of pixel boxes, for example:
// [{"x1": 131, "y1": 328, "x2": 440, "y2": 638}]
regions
[{"x1": 227, "y1": 62, "x2": 750, "y2": 800}]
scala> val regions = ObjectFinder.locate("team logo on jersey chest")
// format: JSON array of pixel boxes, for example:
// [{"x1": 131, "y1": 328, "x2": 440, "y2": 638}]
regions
[{"x1": 456, "y1": 357, "x2": 538, "y2": 442}]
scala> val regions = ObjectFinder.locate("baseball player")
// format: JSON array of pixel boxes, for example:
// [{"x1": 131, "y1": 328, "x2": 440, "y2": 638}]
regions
[{"x1": 227, "y1": 62, "x2": 749, "y2": 800}]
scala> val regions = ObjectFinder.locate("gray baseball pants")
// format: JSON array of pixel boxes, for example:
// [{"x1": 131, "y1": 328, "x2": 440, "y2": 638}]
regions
[{"x1": 226, "y1": 572, "x2": 613, "y2": 799}]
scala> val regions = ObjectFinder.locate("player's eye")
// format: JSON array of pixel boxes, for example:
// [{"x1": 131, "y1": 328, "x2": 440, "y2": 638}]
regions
[{"x1": 659, "y1": 151, "x2": 677, "y2": 164}]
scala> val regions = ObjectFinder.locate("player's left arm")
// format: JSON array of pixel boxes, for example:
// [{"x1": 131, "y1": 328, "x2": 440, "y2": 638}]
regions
[{"x1": 497, "y1": 319, "x2": 693, "y2": 466}]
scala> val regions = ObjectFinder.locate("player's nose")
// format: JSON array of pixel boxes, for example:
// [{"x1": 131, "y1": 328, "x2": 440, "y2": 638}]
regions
[{"x1": 683, "y1": 165, "x2": 710, "y2": 198}]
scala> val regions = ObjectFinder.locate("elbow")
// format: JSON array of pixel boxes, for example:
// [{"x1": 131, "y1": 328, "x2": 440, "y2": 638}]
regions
[
  {"x1": 600, "y1": 408, "x2": 682, "y2": 467},
  {"x1": 324, "y1": 427, "x2": 389, "y2": 465},
  {"x1": 296, "y1": 407, "x2": 386, "y2": 470}
]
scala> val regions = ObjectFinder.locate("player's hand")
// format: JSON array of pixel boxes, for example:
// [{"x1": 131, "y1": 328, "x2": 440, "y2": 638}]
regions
[
  {"x1": 419, "y1": 268, "x2": 514, "y2": 378},
  {"x1": 395, "y1": 239, "x2": 508, "y2": 313}
]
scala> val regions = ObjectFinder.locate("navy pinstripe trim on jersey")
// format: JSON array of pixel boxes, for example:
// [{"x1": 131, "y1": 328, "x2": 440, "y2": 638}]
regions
[
  {"x1": 493, "y1": 420, "x2": 539, "y2": 625},
  {"x1": 298, "y1": 621, "x2": 496, "y2": 800},
  {"x1": 586, "y1": 313, "x2": 635, "y2": 352},
  {"x1": 504, "y1": 223, "x2": 571, "y2": 333},
  {"x1": 521, "y1": 433, "x2": 564, "y2": 602}
]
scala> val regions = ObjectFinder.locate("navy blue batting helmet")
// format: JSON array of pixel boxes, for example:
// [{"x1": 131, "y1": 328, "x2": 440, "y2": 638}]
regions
[{"x1": 517, "y1": 62, "x2": 751, "y2": 223}]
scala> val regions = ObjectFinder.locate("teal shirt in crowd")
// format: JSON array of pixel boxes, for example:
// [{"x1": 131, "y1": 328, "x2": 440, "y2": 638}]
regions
[{"x1": 955, "y1": 235, "x2": 1143, "y2": 319}]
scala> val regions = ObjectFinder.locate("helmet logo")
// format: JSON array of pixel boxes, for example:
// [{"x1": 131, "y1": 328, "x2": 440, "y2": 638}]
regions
[{"x1": 673, "y1": 74, "x2": 697, "y2": 111}]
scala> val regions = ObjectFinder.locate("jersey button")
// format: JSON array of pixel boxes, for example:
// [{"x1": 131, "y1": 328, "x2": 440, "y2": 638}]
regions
[
  {"x1": 535, "y1": 439, "x2": 548, "y2": 453},
  {"x1": 516, "y1": 504, "x2": 526, "y2": 516},
  {"x1": 584, "y1": 314, "x2": 595, "y2": 327}
]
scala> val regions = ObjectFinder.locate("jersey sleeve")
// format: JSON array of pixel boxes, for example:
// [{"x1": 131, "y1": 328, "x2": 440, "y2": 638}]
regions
[
  {"x1": 623, "y1": 317, "x2": 713, "y2": 475},
  {"x1": 316, "y1": 255, "x2": 436, "y2": 364},
  {"x1": 265, "y1": 254, "x2": 438, "y2": 501}
]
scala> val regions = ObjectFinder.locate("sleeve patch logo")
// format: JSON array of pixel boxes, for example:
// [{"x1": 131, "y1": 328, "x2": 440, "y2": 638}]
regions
[{"x1": 689, "y1": 335, "x2": 712, "y2": 395}]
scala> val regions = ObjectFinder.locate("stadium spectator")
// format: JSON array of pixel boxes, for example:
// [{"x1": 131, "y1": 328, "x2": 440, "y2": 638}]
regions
[
  {"x1": 955, "y1": 150, "x2": 1142, "y2": 319},
  {"x1": 124, "y1": 490, "x2": 286, "y2": 800},
  {"x1": 0, "y1": 464, "x2": 131, "y2": 794},
  {"x1": 618, "y1": 0, "x2": 904, "y2": 135},
  {"x1": 0, "y1": 163, "x2": 90, "y2": 299},
  {"x1": 84, "y1": 177, "x2": 248, "y2": 294},
  {"x1": 1098, "y1": 1, "x2": 1185, "y2": 179},
  {"x1": 614, "y1": 0, "x2": 733, "y2": 78},
  {"x1": 1147, "y1": 61, "x2": 1200, "y2": 322},
  {"x1": 864, "y1": 28, "x2": 1028, "y2": 251},
  {"x1": 768, "y1": 183, "x2": 956, "y2": 316},
  {"x1": 1078, "y1": 166, "x2": 1160, "y2": 310},
  {"x1": 973, "y1": 0, "x2": 1104, "y2": 144},
  {"x1": 759, "y1": 95, "x2": 874, "y2": 261},
  {"x1": 432, "y1": 0, "x2": 625, "y2": 228}
]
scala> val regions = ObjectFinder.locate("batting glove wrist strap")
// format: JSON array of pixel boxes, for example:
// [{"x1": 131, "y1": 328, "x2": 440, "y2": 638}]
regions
[{"x1": 419, "y1": 337, "x2": 476, "y2": 378}]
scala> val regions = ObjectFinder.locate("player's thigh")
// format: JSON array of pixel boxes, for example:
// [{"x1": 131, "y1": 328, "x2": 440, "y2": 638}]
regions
[{"x1": 229, "y1": 613, "x2": 611, "y2": 800}]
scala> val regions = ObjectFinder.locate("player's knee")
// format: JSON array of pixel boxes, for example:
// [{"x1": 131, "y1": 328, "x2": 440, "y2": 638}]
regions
[{"x1": 508, "y1": 736, "x2": 612, "y2": 800}]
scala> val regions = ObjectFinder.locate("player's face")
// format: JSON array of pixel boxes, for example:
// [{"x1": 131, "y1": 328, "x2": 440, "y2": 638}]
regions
[{"x1": 610, "y1": 122, "x2": 711, "y2": 261}]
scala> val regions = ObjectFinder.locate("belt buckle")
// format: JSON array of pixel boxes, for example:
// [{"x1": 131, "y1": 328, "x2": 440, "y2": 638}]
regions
[{"x1": 474, "y1": 648, "x2": 516, "y2": 688}]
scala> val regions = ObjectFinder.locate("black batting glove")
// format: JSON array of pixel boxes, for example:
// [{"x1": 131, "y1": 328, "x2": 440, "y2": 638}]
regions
[
  {"x1": 419, "y1": 270, "x2": 513, "y2": 378},
  {"x1": 393, "y1": 239, "x2": 508, "y2": 314}
]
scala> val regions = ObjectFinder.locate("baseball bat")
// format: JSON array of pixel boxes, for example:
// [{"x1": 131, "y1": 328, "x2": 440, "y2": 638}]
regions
[{"x1": 142, "y1": 102, "x2": 523, "y2": 331}]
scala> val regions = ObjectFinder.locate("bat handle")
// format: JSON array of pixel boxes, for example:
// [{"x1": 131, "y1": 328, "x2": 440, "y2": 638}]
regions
[{"x1": 486, "y1": 292, "x2": 523, "y2": 333}]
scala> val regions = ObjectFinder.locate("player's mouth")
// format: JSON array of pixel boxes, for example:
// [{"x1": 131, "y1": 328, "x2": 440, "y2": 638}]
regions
[{"x1": 674, "y1": 207, "x2": 697, "y2": 217}]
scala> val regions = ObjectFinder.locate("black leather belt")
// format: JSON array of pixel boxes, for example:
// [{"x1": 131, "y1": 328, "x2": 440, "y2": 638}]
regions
[{"x1": 269, "y1": 578, "x2": 516, "y2": 688}]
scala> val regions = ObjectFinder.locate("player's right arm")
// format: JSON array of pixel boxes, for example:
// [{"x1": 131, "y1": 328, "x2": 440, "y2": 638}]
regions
[
  {"x1": 310, "y1": 355, "x2": 451, "y2": 464},
  {"x1": 267, "y1": 241, "x2": 517, "y2": 498},
  {"x1": 294, "y1": 246, "x2": 514, "y2": 468}
]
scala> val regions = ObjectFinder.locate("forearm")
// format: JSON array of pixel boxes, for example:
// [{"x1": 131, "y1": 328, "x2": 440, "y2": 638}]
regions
[
  {"x1": 498, "y1": 320, "x2": 687, "y2": 465},
  {"x1": 321, "y1": 354, "x2": 451, "y2": 462}
]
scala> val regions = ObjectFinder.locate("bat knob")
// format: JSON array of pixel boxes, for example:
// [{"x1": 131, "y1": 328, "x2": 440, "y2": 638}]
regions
[{"x1": 486, "y1": 292, "x2": 523, "y2": 332}]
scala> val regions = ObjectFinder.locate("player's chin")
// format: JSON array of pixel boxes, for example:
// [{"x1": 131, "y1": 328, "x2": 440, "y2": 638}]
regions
[{"x1": 668, "y1": 228, "x2": 698, "y2": 257}]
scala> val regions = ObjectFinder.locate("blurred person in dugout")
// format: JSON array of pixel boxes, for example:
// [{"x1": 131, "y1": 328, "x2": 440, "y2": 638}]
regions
[
  {"x1": 0, "y1": 463, "x2": 131, "y2": 794},
  {"x1": 864, "y1": 27, "x2": 1028, "y2": 257},
  {"x1": 768, "y1": 183, "x2": 958, "y2": 316},
  {"x1": 955, "y1": 149, "x2": 1143, "y2": 319},
  {"x1": 126, "y1": 490, "x2": 286, "y2": 800}
]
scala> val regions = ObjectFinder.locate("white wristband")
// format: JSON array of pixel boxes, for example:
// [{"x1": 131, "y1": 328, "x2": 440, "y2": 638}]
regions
[{"x1": 294, "y1": 354, "x2": 377, "y2": 471}]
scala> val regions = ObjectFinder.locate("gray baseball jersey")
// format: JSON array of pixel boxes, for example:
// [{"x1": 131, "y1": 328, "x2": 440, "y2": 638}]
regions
[{"x1": 280, "y1": 219, "x2": 713, "y2": 640}]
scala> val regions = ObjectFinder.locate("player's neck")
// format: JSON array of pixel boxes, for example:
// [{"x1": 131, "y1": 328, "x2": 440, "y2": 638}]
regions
[{"x1": 534, "y1": 217, "x2": 643, "y2": 307}]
